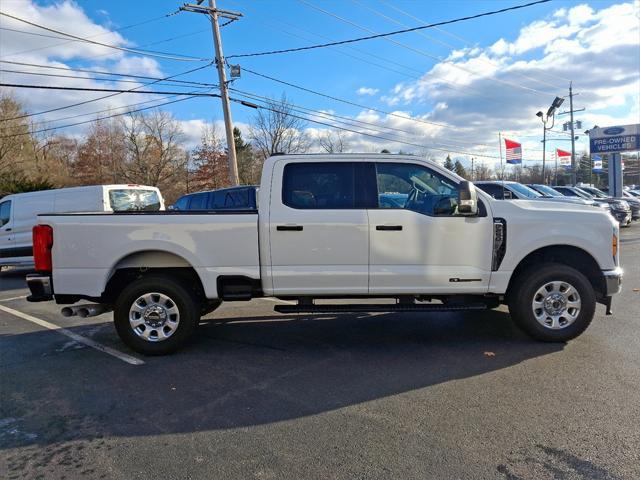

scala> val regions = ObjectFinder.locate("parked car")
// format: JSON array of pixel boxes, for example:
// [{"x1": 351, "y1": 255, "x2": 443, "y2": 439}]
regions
[
  {"x1": 171, "y1": 185, "x2": 257, "y2": 211},
  {"x1": 474, "y1": 181, "x2": 598, "y2": 208},
  {"x1": 27, "y1": 154, "x2": 622, "y2": 354},
  {"x1": 553, "y1": 186, "x2": 631, "y2": 227},
  {"x1": 527, "y1": 184, "x2": 611, "y2": 212},
  {"x1": 574, "y1": 186, "x2": 640, "y2": 222},
  {"x1": 615, "y1": 191, "x2": 640, "y2": 220},
  {"x1": 0, "y1": 185, "x2": 164, "y2": 269}
]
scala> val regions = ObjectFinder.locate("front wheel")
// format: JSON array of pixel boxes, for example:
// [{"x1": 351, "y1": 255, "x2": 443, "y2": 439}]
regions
[
  {"x1": 508, "y1": 263, "x2": 596, "y2": 342},
  {"x1": 114, "y1": 275, "x2": 200, "y2": 355}
]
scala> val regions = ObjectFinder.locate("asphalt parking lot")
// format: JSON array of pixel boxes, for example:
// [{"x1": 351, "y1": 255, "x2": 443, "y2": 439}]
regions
[{"x1": 1, "y1": 225, "x2": 639, "y2": 480}]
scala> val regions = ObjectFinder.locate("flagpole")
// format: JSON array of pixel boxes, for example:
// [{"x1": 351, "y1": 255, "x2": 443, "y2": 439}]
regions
[
  {"x1": 498, "y1": 132, "x2": 504, "y2": 181},
  {"x1": 554, "y1": 150, "x2": 558, "y2": 185}
]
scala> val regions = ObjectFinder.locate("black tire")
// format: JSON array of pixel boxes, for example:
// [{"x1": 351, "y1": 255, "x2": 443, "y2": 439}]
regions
[
  {"x1": 508, "y1": 263, "x2": 596, "y2": 342},
  {"x1": 114, "y1": 275, "x2": 200, "y2": 355}
]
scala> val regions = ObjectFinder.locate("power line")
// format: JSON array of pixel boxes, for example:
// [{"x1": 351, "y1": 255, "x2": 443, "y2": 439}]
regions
[
  {"x1": 0, "y1": 10, "x2": 211, "y2": 62},
  {"x1": 0, "y1": 60, "x2": 215, "y2": 88},
  {"x1": 378, "y1": 0, "x2": 572, "y2": 85},
  {"x1": 0, "y1": 63, "x2": 213, "y2": 121},
  {"x1": 0, "y1": 25, "x2": 210, "y2": 61},
  {"x1": 350, "y1": 0, "x2": 564, "y2": 90},
  {"x1": 230, "y1": 88, "x2": 494, "y2": 153},
  {"x1": 227, "y1": 0, "x2": 551, "y2": 59},
  {"x1": 3, "y1": 93, "x2": 194, "y2": 131},
  {"x1": 1, "y1": 95, "x2": 208, "y2": 139},
  {"x1": 0, "y1": 68, "x2": 214, "y2": 89},
  {"x1": 240, "y1": 66, "x2": 478, "y2": 134},
  {"x1": 235, "y1": 94, "x2": 499, "y2": 159},
  {"x1": 0, "y1": 83, "x2": 222, "y2": 96},
  {"x1": 300, "y1": 0, "x2": 553, "y2": 97}
]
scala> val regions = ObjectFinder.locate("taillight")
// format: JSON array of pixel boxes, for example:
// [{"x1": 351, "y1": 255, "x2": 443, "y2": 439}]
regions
[
  {"x1": 33, "y1": 225, "x2": 53, "y2": 272},
  {"x1": 612, "y1": 233, "x2": 618, "y2": 261}
]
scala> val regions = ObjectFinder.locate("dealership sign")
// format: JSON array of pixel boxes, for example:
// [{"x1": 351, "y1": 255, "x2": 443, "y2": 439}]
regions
[{"x1": 589, "y1": 124, "x2": 640, "y2": 153}]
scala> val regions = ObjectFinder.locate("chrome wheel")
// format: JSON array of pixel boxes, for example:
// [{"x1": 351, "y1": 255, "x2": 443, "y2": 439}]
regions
[
  {"x1": 531, "y1": 281, "x2": 581, "y2": 330},
  {"x1": 129, "y1": 292, "x2": 180, "y2": 342}
]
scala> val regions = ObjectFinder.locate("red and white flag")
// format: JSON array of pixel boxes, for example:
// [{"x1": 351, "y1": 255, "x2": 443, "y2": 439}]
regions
[
  {"x1": 504, "y1": 138, "x2": 522, "y2": 164},
  {"x1": 557, "y1": 148, "x2": 572, "y2": 169}
]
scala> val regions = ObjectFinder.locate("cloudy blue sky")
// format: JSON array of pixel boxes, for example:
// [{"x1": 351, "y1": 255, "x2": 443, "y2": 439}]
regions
[{"x1": 1, "y1": 0, "x2": 638, "y2": 168}]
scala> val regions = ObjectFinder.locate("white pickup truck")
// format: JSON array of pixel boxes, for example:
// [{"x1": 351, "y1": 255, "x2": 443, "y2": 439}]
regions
[{"x1": 26, "y1": 154, "x2": 623, "y2": 355}]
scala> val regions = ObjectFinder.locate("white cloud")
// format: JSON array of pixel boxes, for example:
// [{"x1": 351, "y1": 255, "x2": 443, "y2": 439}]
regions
[
  {"x1": 373, "y1": 0, "x2": 640, "y2": 166},
  {"x1": 0, "y1": 1, "x2": 180, "y2": 138},
  {"x1": 356, "y1": 87, "x2": 379, "y2": 96}
]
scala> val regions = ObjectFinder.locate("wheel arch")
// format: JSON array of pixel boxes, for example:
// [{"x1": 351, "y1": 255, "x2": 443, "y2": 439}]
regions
[
  {"x1": 506, "y1": 245, "x2": 605, "y2": 302},
  {"x1": 102, "y1": 250, "x2": 207, "y2": 304}
]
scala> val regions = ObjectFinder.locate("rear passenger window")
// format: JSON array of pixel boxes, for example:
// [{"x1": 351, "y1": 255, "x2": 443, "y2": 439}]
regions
[
  {"x1": 283, "y1": 163, "x2": 355, "y2": 209},
  {"x1": 188, "y1": 193, "x2": 209, "y2": 210},
  {"x1": 0, "y1": 201, "x2": 10, "y2": 227}
]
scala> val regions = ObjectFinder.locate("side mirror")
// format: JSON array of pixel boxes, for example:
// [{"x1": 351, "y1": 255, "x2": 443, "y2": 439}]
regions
[
  {"x1": 458, "y1": 181, "x2": 478, "y2": 216},
  {"x1": 503, "y1": 189, "x2": 514, "y2": 200}
]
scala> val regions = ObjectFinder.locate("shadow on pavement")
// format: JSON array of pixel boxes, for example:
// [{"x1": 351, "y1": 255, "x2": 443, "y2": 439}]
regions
[
  {"x1": 1, "y1": 307, "x2": 564, "y2": 454},
  {"x1": 0, "y1": 268, "x2": 32, "y2": 295}
]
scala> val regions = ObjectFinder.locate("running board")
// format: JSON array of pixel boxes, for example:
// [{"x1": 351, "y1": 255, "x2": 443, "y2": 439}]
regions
[{"x1": 274, "y1": 303, "x2": 488, "y2": 314}]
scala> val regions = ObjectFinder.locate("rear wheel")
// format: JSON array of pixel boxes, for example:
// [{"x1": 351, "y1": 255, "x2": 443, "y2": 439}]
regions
[
  {"x1": 508, "y1": 263, "x2": 596, "y2": 342},
  {"x1": 114, "y1": 275, "x2": 200, "y2": 355}
]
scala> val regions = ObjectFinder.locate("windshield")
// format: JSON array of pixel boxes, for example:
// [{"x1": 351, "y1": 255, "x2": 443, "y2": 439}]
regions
[
  {"x1": 509, "y1": 183, "x2": 542, "y2": 198},
  {"x1": 109, "y1": 189, "x2": 161, "y2": 211},
  {"x1": 533, "y1": 185, "x2": 562, "y2": 197},
  {"x1": 569, "y1": 188, "x2": 593, "y2": 199},
  {"x1": 584, "y1": 187, "x2": 607, "y2": 198}
]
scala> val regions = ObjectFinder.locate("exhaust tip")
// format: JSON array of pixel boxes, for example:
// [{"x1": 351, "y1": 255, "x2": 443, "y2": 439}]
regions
[
  {"x1": 77, "y1": 308, "x2": 89, "y2": 318},
  {"x1": 61, "y1": 307, "x2": 75, "y2": 317}
]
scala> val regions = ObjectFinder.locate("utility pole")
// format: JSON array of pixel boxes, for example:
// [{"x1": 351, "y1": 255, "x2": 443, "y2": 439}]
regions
[
  {"x1": 557, "y1": 84, "x2": 584, "y2": 186},
  {"x1": 180, "y1": 0, "x2": 241, "y2": 185},
  {"x1": 471, "y1": 157, "x2": 474, "y2": 181},
  {"x1": 569, "y1": 82, "x2": 577, "y2": 186}
]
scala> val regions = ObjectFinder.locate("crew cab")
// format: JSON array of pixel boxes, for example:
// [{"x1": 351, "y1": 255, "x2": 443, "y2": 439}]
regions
[{"x1": 26, "y1": 154, "x2": 623, "y2": 355}]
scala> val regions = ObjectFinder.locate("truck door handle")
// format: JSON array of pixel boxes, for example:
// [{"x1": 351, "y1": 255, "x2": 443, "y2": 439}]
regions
[
  {"x1": 376, "y1": 225, "x2": 402, "y2": 231},
  {"x1": 277, "y1": 225, "x2": 303, "y2": 231},
  {"x1": 4, "y1": 228, "x2": 11, "y2": 232}
]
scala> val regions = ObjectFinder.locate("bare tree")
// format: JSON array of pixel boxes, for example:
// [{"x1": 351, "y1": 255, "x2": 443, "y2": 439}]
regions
[
  {"x1": 120, "y1": 110, "x2": 187, "y2": 190},
  {"x1": 190, "y1": 122, "x2": 230, "y2": 191},
  {"x1": 75, "y1": 117, "x2": 125, "y2": 184},
  {"x1": 319, "y1": 130, "x2": 348, "y2": 153},
  {"x1": 249, "y1": 94, "x2": 310, "y2": 159},
  {"x1": 0, "y1": 93, "x2": 30, "y2": 175}
]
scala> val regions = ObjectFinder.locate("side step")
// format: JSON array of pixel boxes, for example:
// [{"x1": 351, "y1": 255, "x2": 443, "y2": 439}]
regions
[{"x1": 274, "y1": 302, "x2": 488, "y2": 314}]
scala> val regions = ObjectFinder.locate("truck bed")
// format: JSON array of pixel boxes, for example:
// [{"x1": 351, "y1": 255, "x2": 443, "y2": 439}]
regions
[{"x1": 41, "y1": 210, "x2": 259, "y2": 299}]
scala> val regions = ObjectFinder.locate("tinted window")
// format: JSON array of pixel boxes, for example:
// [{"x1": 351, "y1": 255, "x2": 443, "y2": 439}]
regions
[
  {"x1": 375, "y1": 163, "x2": 459, "y2": 216},
  {"x1": 211, "y1": 188, "x2": 251, "y2": 209},
  {"x1": 173, "y1": 196, "x2": 189, "y2": 210},
  {"x1": 509, "y1": 183, "x2": 541, "y2": 198},
  {"x1": 283, "y1": 163, "x2": 355, "y2": 209},
  {"x1": 188, "y1": 192, "x2": 209, "y2": 210},
  {"x1": 0, "y1": 201, "x2": 10, "y2": 227},
  {"x1": 476, "y1": 184, "x2": 504, "y2": 199}
]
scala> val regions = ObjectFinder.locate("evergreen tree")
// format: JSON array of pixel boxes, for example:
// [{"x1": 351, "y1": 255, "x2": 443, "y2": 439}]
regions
[
  {"x1": 443, "y1": 154, "x2": 454, "y2": 171},
  {"x1": 454, "y1": 160, "x2": 467, "y2": 178}
]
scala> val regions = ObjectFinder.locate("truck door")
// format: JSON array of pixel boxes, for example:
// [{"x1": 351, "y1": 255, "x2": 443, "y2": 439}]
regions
[
  {"x1": 367, "y1": 162, "x2": 493, "y2": 294},
  {"x1": 0, "y1": 200, "x2": 14, "y2": 260},
  {"x1": 268, "y1": 161, "x2": 370, "y2": 295}
]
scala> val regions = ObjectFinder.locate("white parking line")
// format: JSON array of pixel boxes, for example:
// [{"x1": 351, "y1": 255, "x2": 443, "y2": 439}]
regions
[
  {"x1": 0, "y1": 295, "x2": 28, "y2": 302},
  {"x1": 0, "y1": 304, "x2": 145, "y2": 365}
]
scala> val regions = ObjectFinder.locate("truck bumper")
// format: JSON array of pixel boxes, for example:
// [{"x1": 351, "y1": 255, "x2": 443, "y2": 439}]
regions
[
  {"x1": 601, "y1": 267, "x2": 623, "y2": 315},
  {"x1": 26, "y1": 273, "x2": 53, "y2": 302},
  {"x1": 603, "y1": 267, "x2": 623, "y2": 296}
]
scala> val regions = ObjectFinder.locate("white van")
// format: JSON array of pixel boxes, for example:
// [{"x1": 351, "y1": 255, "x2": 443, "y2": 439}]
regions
[{"x1": 0, "y1": 185, "x2": 164, "y2": 269}]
